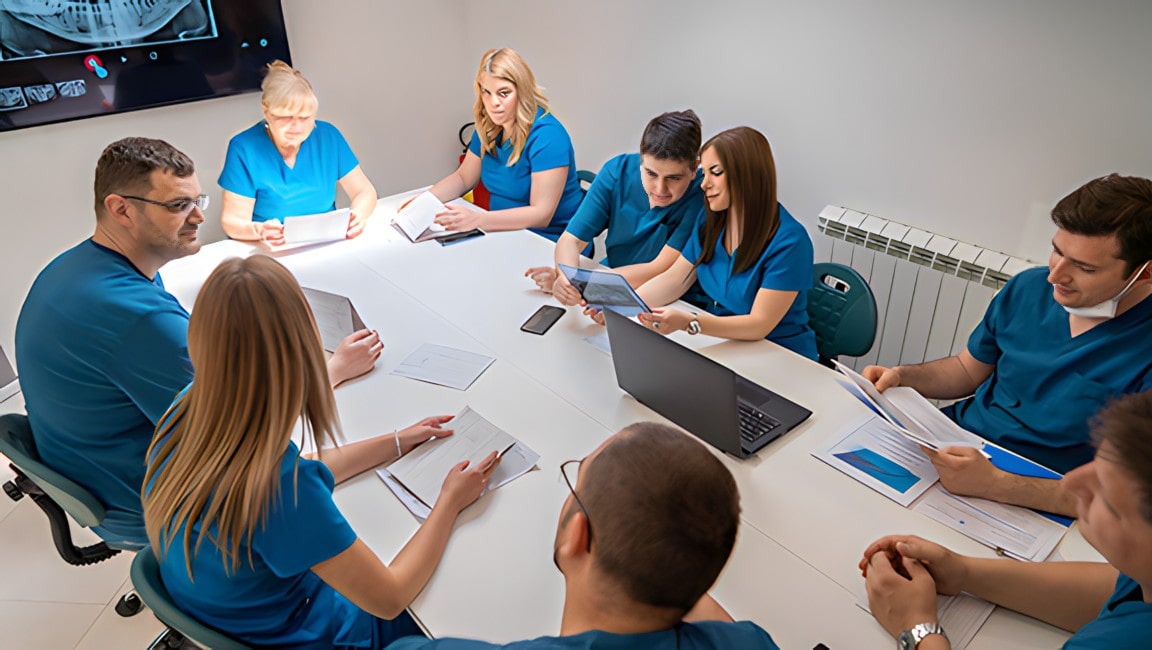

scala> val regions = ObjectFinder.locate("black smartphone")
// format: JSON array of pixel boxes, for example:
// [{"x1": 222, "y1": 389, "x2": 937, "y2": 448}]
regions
[
  {"x1": 437, "y1": 229, "x2": 485, "y2": 246},
  {"x1": 521, "y1": 305, "x2": 565, "y2": 335}
]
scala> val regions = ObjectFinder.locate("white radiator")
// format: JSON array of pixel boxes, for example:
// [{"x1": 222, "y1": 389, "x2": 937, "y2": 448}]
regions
[{"x1": 814, "y1": 206, "x2": 1038, "y2": 371}]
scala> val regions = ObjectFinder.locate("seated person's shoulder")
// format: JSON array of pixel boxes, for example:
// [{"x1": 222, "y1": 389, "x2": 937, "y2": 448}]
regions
[{"x1": 679, "y1": 620, "x2": 780, "y2": 649}]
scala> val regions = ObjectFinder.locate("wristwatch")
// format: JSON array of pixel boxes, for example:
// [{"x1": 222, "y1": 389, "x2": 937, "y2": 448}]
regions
[
  {"x1": 686, "y1": 312, "x2": 701, "y2": 335},
  {"x1": 897, "y1": 622, "x2": 947, "y2": 649}
]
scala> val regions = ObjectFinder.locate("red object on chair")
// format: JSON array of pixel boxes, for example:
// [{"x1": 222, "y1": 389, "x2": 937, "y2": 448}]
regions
[{"x1": 459, "y1": 123, "x2": 491, "y2": 209}]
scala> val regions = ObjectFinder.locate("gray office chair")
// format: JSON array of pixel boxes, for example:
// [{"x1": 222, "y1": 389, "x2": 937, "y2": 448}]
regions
[
  {"x1": 0, "y1": 412, "x2": 145, "y2": 616},
  {"x1": 131, "y1": 546, "x2": 252, "y2": 650},
  {"x1": 576, "y1": 169, "x2": 598, "y2": 259},
  {"x1": 807, "y1": 263, "x2": 879, "y2": 366}
]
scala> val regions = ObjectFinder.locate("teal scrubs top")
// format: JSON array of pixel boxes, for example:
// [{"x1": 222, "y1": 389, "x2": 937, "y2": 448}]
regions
[
  {"x1": 386, "y1": 620, "x2": 779, "y2": 649},
  {"x1": 1064, "y1": 574, "x2": 1152, "y2": 649},
  {"x1": 677, "y1": 204, "x2": 818, "y2": 360},
  {"x1": 219, "y1": 120, "x2": 359, "y2": 222},
  {"x1": 15, "y1": 239, "x2": 192, "y2": 547},
  {"x1": 151, "y1": 431, "x2": 420, "y2": 649},
  {"x1": 946, "y1": 267, "x2": 1152, "y2": 472},
  {"x1": 468, "y1": 107, "x2": 583, "y2": 241},
  {"x1": 565, "y1": 153, "x2": 703, "y2": 267}
]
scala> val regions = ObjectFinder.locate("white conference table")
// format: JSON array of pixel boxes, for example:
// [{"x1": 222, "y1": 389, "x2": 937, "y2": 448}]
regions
[{"x1": 156, "y1": 190, "x2": 1098, "y2": 649}]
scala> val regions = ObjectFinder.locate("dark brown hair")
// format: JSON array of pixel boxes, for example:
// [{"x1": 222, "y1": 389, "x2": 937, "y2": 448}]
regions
[
  {"x1": 1050, "y1": 174, "x2": 1152, "y2": 275},
  {"x1": 1091, "y1": 392, "x2": 1152, "y2": 524},
  {"x1": 94, "y1": 137, "x2": 195, "y2": 216},
  {"x1": 579, "y1": 422, "x2": 740, "y2": 613},
  {"x1": 693, "y1": 126, "x2": 779, "y2": 276},
  {"x1": 639, "y1": 110, "x2": 701, "y2": 164}
]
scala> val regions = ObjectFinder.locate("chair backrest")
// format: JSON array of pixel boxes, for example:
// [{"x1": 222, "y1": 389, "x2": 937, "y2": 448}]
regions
[
  {"x1": 807, "y1": 263, "x2": 878, "y2": 362},
  {"x1": 577, "y1": 169, "x2": 596, "y2": 192},
  {"x1": 0, "y1": 413, "x2": 106, "y2": 528},
  {"x1": 131, "y1": 546, "x2": 252, "y2": 650}
]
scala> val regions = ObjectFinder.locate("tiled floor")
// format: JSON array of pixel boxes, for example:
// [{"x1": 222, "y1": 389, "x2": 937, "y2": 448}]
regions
[{"x1": 0, "y1": 400, "x2": 168, "y2": 649}]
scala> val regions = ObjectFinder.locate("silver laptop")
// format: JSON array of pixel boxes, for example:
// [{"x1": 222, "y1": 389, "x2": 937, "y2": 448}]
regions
[{"x1": 604, "y1": 310, "x2": 811, "y2": 458}]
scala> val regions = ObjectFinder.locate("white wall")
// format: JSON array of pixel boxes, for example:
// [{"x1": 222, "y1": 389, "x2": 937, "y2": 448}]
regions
[
  {"x1": 4, "y1": 0, "x2": 1152, "y2": 356},
  {"x1": 463, "y1": 0, "x2": 1152, "y2": 261},
  {"x1": 0, "y1": 0, "x2": 472, "y2": 357}
]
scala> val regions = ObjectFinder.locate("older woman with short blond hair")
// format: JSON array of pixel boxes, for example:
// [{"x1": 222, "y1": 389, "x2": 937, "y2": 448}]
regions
[{"x1": 219, "y1": 60, "x2": 378, "y2": 246}]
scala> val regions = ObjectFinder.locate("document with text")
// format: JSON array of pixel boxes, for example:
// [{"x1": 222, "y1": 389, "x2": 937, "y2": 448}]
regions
[
  {"x1": 301, "y1": 287, "x2": 367, "y2": 352},
  {"x1": 378, "y1": 407, "x2": 540, "y2": 518},
  {"x1": 391, "y1": 343, "x2": 495, "y2": 391},
  {"x1": 855, "y1": 583, "x2": 994, "y2": 650}
]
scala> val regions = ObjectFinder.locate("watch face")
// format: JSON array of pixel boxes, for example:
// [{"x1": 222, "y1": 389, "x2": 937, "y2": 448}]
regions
[{"x1": 897, "y1": 631, "x2": 916, "y2": 650}]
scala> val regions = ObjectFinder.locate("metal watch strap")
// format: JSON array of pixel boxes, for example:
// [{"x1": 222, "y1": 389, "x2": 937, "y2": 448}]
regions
[
  {"x1": 898, "y1": 621, "x2": 947, "y2": 649},
  {"x1": 687, "y1": 312, "x2": 701, "y2": 335}
]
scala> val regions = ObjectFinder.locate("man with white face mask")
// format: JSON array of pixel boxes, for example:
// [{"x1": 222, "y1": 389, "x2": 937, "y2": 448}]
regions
[{"x1": 863, "y1": 174, "x2": 1152, "y2": 517}]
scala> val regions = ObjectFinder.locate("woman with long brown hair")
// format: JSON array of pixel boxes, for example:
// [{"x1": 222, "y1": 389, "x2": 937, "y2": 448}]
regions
[
  {"x1": 142, "y1": 256, "x2": 496, "y2": 648},
  {"x1": 633, "y1": 126, "x2": 817, "y2": 360}
]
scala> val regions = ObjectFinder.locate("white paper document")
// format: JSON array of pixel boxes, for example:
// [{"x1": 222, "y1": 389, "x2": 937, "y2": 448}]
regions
[
  {"x1": 282, "y1": 207, "x2": 350, "y2": 245},
  {"x1": 301, "y1": 287, "x2": 367, "y2": 352},
  {"x1": 379, "y1": 407, "x2": 540, "y2": 517},
  {"x1": 0, "y1": 345, "x2": 19, "y2": 403},
  {"x1": 913, "y1": 487, "x2": 1066, "y2": 561},
  {"x1": 391, "y1": 343, "x2": 495, "y2": 391},
  {"x1": 813, "y1": 416, "x2": 940, "y2": 507},
  {"x1": 392, "y1": 191, "x2": 450, "y2": 242},
  {"x1": 832, "y1": 360, "x2": 983, "y2": 450},
  {"x1": 855, "y1": 584, "x2": 994, "y2": 650},
  {"x1": 584, "y1": 331, "x2": 612, "y2": 356},
  {"x1": 814, "y1": 416, "x2": 1068, "y2": 561}
]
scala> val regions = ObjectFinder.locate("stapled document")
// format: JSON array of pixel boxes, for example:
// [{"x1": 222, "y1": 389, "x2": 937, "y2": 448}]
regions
[{"x1": 378, "y1": 407, "x2": 540, "y2": 518}]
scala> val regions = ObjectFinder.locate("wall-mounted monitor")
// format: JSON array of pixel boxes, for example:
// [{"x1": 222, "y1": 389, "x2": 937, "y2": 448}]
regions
[{"x1": 0, "y1": 1, "x2": 291, "y2": 132}]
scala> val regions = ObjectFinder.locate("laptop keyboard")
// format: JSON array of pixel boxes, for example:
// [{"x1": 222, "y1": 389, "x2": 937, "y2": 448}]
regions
[{"x1": 738, "y1": 403, "x2": 782, "y2": 445}]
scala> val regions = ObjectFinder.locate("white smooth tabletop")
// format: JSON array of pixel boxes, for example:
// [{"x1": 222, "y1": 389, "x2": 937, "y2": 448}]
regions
[{"x1": 151, "y1": 190, "x2": 1097, "y2": 648}]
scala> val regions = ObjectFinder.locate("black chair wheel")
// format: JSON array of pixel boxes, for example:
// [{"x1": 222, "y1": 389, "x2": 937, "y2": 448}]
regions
[
  {"x1": 3, "y1": 479, "x2": 23, "y2": 502},
  {"x1": 115, "y1": 591, "x2": 145, "y2": 617}
]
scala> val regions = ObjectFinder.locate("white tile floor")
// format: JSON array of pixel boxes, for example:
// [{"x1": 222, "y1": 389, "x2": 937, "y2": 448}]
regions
[{"x1": 0, "y1": 419, "x2": 169, "y2": 649}]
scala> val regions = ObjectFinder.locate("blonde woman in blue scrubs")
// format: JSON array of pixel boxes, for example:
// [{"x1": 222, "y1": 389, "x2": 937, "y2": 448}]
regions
[
  {"x1": 634, "y1": 127, "x2": 818, "y2": 360},
  {"x1": 428, "y1": 48, "x2": 583, "y2": 241}
]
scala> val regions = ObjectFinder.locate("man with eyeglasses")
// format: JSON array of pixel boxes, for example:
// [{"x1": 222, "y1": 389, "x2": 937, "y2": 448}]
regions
[
  {"x1": 389, "y1": 422, "x2": 780, "y2": 649},
  {"x1": 15, "y1": 137, "x2": 380, "y2": 547}
]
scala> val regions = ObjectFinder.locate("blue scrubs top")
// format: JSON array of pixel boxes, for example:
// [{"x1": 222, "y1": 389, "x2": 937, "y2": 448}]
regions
[
  {"x1": 1064, "y1": 574, "x2": 1152, "y2": 649},
  {"x1": 151, "y1": 431, "x2": 420, "y2": 649},
  {"x1": 468, "y1": 108, "x2": 583, "y2": 241},
  {"x1": 386, "y1": 620, "x2": 779, "y2": 649},
  {"x1": 15, "y1": 239, "x2": 192, "y2": 547},
  {"x1": 219, "y1": 120, "x2": 360, "y2": 222},
  {"x1": 946, "y1": 267, "x2": 1152, "y2": 472},
  {"x1": 565, "y1": 153, "x2": 704, "y2": 267},
  {"x1": 677, "y1": 205, "x2": 818, "y2": 360}
]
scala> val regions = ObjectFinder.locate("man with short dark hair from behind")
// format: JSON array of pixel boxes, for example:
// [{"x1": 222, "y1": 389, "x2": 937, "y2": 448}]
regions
[
  {"x1": 387, "y1": 421, "x2": 780, "y2": 649},
  {"x1": 15, "y1": 137, "x2": 381, "y2": 547},
  {"x1": 863, "y1": 173, "x2": 1152, "y2": 517}
]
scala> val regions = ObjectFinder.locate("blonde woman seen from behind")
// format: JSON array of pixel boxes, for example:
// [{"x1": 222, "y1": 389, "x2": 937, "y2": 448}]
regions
[
  {"x1": 428, "y1": 48, "x2": 583, "y2": 241},
  {"x1": 142, "y1": 256, "x2": 498, "y2": 648},
  {"x1": 219, "y1": 60, "x2": 378, "y2": 246}
]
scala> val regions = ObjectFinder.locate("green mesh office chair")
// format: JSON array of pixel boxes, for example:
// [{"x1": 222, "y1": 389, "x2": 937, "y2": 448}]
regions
[
  {"x1": 131, "y1": 546, "x2": 252, "y2": 650},
  {"x1": 807, "y1": 263, "x2": 878, "y2": 366},
  {"x1": 0, "y1": 412, "x2": 145, "y2": 616}
]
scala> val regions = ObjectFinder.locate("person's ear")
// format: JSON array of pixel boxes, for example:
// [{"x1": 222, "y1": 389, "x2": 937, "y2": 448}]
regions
[
  {"x1": 556, "y1": 510, "x2": 591, "y2": 561},
  {"x1": 103, "y1": 194, "x2": 134, "y2": 228}
]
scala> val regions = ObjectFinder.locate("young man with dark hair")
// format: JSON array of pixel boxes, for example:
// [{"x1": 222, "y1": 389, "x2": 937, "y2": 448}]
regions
[
  {"x1": 864, "y1": 174, "x2": 1152, "y2": 516},
  {"x1": 15, "y1": 137, "x2": 380, "y2": 546},
  {"x1": 861, "y1": 391, "x2": 1152, "y2": 649},
  {"x1": 526, "y1": 110, "x2": 707, "y2": 305},
  {"x1": 389, "y1": 422, "x2": 779, "y2": 649}
]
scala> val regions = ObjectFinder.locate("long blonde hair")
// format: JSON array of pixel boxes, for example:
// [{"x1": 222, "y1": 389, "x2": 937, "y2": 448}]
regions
[
  {"x1": 143, "y1": 256, "x2": 340, "y2": 578},
  {"x1": 473, "y1": 48, "x2": 549, "y2": 166}
]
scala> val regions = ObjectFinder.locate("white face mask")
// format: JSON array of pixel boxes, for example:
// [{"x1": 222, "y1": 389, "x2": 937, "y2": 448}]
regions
[{"x1": 1061, "y1": 261, "x2": 1150, "y2": 319}]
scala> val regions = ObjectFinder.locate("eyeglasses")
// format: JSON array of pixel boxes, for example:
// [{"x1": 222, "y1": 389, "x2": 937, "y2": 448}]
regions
[
  {"x1": 120, "y1": 194, "x2": 209, "y2": 216},
  {"x1": 559, "y1": 459, "x2": 593, "y2": 551}
]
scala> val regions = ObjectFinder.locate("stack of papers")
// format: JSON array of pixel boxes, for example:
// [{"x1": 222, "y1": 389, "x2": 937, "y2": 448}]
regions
[
  {"x1": 378, "y1": 407, "x2": 540, "y2": 520},
  {"x1": 854, "y1": 583, "x2": 994, "y2": 650},
  {"x1": 282, "y1": 207, "x2": 350, "y2": 246},
  {"x1": 814, "y1": 365, "x2": 1071, "y2": 561},
  {"x1": 392, "y1": 191, "x2": 482, "y2": 243}
]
